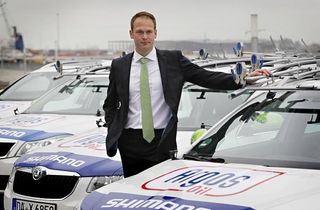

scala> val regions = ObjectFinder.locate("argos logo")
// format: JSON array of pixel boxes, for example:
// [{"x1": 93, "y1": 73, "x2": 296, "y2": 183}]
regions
[{"x1": 142, "y1": 166, "x2": 284, "y2": 197}]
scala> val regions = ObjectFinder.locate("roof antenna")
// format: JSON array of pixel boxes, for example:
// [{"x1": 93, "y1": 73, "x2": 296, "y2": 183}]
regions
[
  {"x1": 55, "y1": 60, "x2": 63, "y2": 75},
  {"x1": 199, "y1": 48, "x2": 208, "y2": 60},
  {"x1": 301, "y1": 38, "x2": 313, "y2": 56},
  {"x1": 269, "y1": 36, "x2": 279, "y2": 52}
]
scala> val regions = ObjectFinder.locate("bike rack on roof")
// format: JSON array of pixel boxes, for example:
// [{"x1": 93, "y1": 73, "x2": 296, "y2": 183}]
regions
[
  {"x1": 230, "y1": 63, "x2": 320, "y2": 99},
  {"x1": 54, "y1": 59, "x2": 111, "y2": 75},
  {"x1": 245, "y1": 58, "x2": 320, "y2": 82},
  {"x1": 53, "y1": 60, "x2": 110, "y2": 80}
]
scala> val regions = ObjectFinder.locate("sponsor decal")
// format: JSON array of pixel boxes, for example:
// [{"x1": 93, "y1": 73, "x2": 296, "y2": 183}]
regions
[
  {"x1": 15, "y1": 152, "x2": 123, "y2": 176},
  {"x1": 81, "y1": 192, "x2": 255, "y2": 210},
  {"x1": 20, "y1": 153, "x2": 86, "y2": 168},
  {"x1": 0, "y1": 127, "x2": 71, "y2": 141},
  {"x1": 0, "y1": 102, "x2": 24, "y2": 112},
  {"x1": 0, "y1": 115, "x2": 63, "y2": 127},
  {"x1": 0, "y1": 127, "x2": 26, "y2": 138},
  {"x1": 58, "y1": 133, "x2": 105, "y2": 150},
  {"x1": 142, "y1": 166, "x2": 284, "y2": 197}
]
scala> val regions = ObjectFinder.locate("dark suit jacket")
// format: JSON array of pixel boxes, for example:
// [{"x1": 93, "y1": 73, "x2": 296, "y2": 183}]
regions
[{"x1": 103, "y1": 49, "x2": 240, "y2": 160}]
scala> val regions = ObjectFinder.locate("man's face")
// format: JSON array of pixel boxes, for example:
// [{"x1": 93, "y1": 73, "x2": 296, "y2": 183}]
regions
[{"x1": 130, "y1": 16, "x2": 157, "y2": 56}]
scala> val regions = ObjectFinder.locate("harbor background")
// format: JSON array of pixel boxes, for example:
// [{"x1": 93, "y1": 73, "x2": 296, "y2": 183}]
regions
[
  {"x1": 2, "y1": 0, "x2": 320, "y2": 89},
  {"x1": 1, "y1": 38, "x2": 320, "y2": 90}
]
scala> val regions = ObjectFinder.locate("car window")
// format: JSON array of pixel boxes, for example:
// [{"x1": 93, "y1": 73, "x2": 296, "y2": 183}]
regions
[
  {"x1": 0, "y1": 72, "x2": 70, "y2": 101},
  {"x1": 178, "y1": 87, "x2": 249, "y2": 130},
  {"x1": 24, "y1": 77, "x2": 108, "y2": 115},
  {"x1": 187, "y1": 90, "x2": 320, "y2": 169}
]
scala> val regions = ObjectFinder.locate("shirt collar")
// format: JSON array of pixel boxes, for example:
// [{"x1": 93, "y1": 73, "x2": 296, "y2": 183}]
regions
[{"x1": 133, "y1": 47, "x2": 157, "y2": 63}]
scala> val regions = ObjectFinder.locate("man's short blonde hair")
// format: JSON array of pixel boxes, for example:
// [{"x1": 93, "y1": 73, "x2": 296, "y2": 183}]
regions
[{"x1": 130, "y1": 11, "x2": 157, "y2": 30}]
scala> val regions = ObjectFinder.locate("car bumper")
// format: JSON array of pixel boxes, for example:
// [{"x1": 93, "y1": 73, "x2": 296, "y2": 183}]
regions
[{"x1": 0, "y1": 157, "x2": 18, "y2": 210}]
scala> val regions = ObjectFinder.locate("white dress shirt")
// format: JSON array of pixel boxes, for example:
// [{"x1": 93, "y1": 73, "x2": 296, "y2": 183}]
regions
[{"x1": 125, "y1": 47, "x2": 171, "y2": 129}]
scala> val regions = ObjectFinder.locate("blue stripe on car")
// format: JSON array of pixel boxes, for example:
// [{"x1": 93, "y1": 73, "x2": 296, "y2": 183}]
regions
[
  {"x1": 15, "y1": 152, "x2": 123, "y2": 176},
  {"x1": 81, "y1": 192, "x2": 255, "y2": 210},
  {"x1": 0, "y1": 127, "x2": 72, "y2": 141}
]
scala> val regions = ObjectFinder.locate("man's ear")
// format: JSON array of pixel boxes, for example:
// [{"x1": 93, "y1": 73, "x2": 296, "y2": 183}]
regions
[{"x1": 129, "y1": 30, "x2": 133, "y2": 39}]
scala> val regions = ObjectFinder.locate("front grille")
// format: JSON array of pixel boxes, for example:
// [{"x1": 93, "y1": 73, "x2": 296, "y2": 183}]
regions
[
  {"x1": 13, "y1": 170, "x2": 79, "y2": 199},
  {"x1": 0, "y1": 193, "x2": 4, "y2": 210},
  {"x1": 0, "y1": 175, "x2": 9, "y2": 191},
  {"x1": 0, "y1": 142, "x2": 15, "y2": 156}
]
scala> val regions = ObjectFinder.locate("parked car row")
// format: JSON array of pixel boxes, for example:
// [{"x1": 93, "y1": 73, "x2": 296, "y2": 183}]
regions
[
  {"x1": 81, "y1": 57, "x2": 320, "y2": 209},
  {"x1": 0, "y1": 59, "x2": 112, "y2": 210},
  {"x1": 0, "y1": 53, "x2": 253, "y2": 210},
  {"x1": 0, "y1": 59, "x2": 111, "y2": 119},
  {"x1": 1, "y1": 52, "x2": 319, "y2": 210}
]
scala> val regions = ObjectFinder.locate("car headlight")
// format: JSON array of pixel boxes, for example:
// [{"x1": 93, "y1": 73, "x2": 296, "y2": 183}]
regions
[
  {"x1": 15, "y1": 134, "x2": 71, "y2": 157},
  {"x1": 86, "y1": 175, "x2": 124, "y2": 193}
]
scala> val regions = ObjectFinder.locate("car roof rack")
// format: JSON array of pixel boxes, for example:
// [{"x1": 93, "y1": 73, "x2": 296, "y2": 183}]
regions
[
  {"x1": 53, "y1": 60, "x2": 110, "y2": 80},
  {"x1": 245, "y1": 58, "x2": 320, "y2": 82},
  {"x1": 228, "y1": 56, "x2": 320, "y2": 99},
  {"x1": 230, "y1": 71, "x2": 320, "y2": 99},
  {"x1": 230, "y1": 84, "x2": 320, "y2": 99}
]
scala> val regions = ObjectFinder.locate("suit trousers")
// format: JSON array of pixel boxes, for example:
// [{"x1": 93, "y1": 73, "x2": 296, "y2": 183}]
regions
[{"x1": 118, "y1": 128, "x2": 164, "y2": 178}]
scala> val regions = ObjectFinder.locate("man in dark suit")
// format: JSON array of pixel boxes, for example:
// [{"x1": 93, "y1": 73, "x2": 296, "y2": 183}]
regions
[{"x1": 103, "y1": 11, "x2": 270, "y2": 177}]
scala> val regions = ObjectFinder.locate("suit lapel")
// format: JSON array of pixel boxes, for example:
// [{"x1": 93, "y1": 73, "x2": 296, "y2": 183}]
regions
[
  {"x1": 156, "y1": 49, "x2": 168, "y2": 97},
  {"x1": 122, "y1": 53, "x2": 134, "y2": 106}
]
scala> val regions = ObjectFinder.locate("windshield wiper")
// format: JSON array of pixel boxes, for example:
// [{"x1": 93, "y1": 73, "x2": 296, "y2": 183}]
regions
[{"x1": 183, "y1": 154, "x2": 225, "y2": 163}]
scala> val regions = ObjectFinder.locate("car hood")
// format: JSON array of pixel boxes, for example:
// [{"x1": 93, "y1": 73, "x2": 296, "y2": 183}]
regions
[
  {"x1": 14, "y1": 130, "x2": 123, "y2": 176},
  {"x1": 0, "y1": 101, "x2": 32, "y2": 119},
  {"x1": 0, "y1": 114, "x2": 101, "y2": 142},
  {"x1": 81, "y1": 159, "x2": 320, "y2": 209}
]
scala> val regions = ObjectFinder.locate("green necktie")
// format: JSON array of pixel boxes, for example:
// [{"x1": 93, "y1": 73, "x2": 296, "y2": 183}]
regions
[{"x1": 139, "y1": 57, "x2": 155, "y2": 143}]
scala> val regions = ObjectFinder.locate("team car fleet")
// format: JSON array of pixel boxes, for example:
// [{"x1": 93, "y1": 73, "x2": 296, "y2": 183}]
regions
[
  {"x1": 5, "y1": 127, "x2": 123, "y2": 210},
  {"x1": 80, "y1": 55, "x2": 320, "y2": 209},
  {"x1": 0, "y1": 60, "x2": 111, "y2": 119},
  {"x1": 0, "y1": 60, "x2": 112, "y2": 209},
  {"x1": 2, "y1": 52, "x2": 254, "y2": 210},
  {"x1": 3, "y1": 44, "x2": 320, "y2": 209}
]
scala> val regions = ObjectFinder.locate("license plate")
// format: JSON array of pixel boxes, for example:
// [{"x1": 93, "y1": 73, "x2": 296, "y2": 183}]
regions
[{"x1": 12, "y1": 198, "x2": 57, "y2": 210}]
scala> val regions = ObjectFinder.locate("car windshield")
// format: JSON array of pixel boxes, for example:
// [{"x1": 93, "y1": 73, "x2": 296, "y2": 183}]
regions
[
  {"x1": 178, "y1": 85, "x2": 249, "y2": 130},
  {"x1": 187, "y1": 90, "x2": 320, "y2": 169},
  {"x1": 24, "y1": 76, "x2": 108, "y2": 115},
  {"x1": 0, "y1": 72, "x2": 70, "y2": 101}
]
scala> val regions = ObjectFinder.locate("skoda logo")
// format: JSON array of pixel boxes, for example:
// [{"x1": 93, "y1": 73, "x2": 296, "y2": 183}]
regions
[{"x1": 32, "y1": 166, "x2": 46, "y2": 181}]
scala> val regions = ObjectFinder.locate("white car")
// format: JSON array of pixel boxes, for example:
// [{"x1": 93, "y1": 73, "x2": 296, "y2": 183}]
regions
[
  {"x1": 80, "y1": 59, "x2": 320, "y2": 210},
  {"x1": 4, "y1": 127, "x2": 123, "y2": 210},
  {"x1": 176, "y1": 83, "x2": 249, "y2": 156},
  {"x1": 3, "y1": 53, "x2": 275, "y2": 210},
  {"x1": 2, "y1": 82, "x2": 248, "y2": 210},
  {"x1": 0, "y1": 64, "x2": 110, "y2": 209},
  {"x1": 2, "y1": 68, "x2": 254, "y2": 210},
  {"x1": 0, "y1": 59, "x2": 111, "y2": 119}
]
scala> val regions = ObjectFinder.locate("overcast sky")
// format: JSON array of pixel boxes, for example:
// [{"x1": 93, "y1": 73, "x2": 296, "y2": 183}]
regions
[{"x1": 1, "y1": 0, "x2": 319, "y2": 49}]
